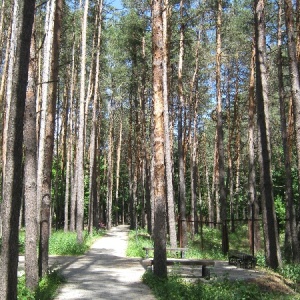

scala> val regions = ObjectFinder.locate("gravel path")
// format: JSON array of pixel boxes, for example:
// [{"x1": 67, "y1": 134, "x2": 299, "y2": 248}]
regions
[
  {"x1": 53, "y1": 225, "x2": 155, "y2": 300},
  {"x1": 18, "y1": 225, "x2": 267, "y2": 299}
]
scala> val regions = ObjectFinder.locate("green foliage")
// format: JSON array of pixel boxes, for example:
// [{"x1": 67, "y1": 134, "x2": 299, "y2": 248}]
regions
[
  {"x1": 255, "y1": 251, "x2": 267, "y2": 267},
  {"x1": 18, "y1": 268, "x2": 65, "y2": 300},
  {"x1": 278, "y1": 264, "x2": 300, "y2": 285},
  {"x1": 19, "y1": 231, "x2": 25, "y2": 254},
  {"x1": 34, "y1": 268, "x2": 65, "y2": 300},
  {"x1": 126, "y1": 228, "x2": 153, "y2": 257},
  {"x1": 274, "y1": 195, "x2": 286, "y2": 229},
  {"x1": 49, "y1": 229, "x2": 106, "y2": 255},
  {"x1": 17, "y1": 276, "x2": 35, "y2": 300},
  {"x1": 143, "y1": 271, "x2": 294, "y2": 300}
]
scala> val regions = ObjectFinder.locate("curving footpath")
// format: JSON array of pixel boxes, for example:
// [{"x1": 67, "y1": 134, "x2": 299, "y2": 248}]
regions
[{"x1": 54, "y1": 225, "x2": 155, "y2": 300}]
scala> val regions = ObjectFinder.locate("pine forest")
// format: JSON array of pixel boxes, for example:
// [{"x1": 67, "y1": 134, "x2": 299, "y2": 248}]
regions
[{"x1": 0, "y1": 0, "x2": 300, "y2": 297}]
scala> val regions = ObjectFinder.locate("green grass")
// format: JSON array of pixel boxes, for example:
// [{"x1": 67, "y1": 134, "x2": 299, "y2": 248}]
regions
[
  {"x1": 49, "y1": 229, "x2": 105, "y2": 255},
  {"x1": 142, "y1": 271, "x2": 299, "y2": 300},
  {"x1": 126, "y1": 229, "x2": 153, "y2": 257},
  {"x1": 18, "y1": 228, "x2": 106, "y2": 256},
  {"x1": 128, "y1": 226, "x2": 300, "y2": 299},
  {"x1": 18, "y1": 268, "x2": 65, "y2": 300}
]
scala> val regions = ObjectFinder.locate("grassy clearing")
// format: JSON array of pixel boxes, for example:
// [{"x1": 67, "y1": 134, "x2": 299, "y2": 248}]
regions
[{"x1": 127, "y1": 226, "x2": 300, "y2": 299}]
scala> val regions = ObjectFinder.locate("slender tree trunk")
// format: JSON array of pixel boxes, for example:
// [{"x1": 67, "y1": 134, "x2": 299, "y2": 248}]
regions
[
  {"x1": 216, "y1": 0, "x2": 228, "y2": 255},
  {"x1": 0, "y1": 0, "x2": 35, "y2": 297},
  {"x1": 38, "y1": 0, "x2": 62, "y2": 276},
  {"x1": 178, "y1": 0, "x2": 187, "y2": 248},
  {"x1": 115, "y1": 117, "x2": 123, "y2": 226},
  {"x1": 152, "y1": 0, "x2": 167, "y2": 278},
  {"x1": 107, "y1": 107, "x2": 114, "y2": 230},
  {"x1": 255, "y1": 0, "x2": 282, "y2": 269},
  {"x1": 283, "y1": 0, "x2": 300, "y2": 262},
  {"x1": 76, "y1": 0, "x2": 89, "y2": 243},
  {"x1": 37, "y1": 0, "x2": 55, "y2": 229},
  {"x1": 163, "y1": 0, "x2": 177, "y2": 248},
  {"x1": 189, "y1": 29, "x2": 201, "y2": 236},
  {"x1": 64, "y1": 137, "x2": 71, "y2": 232},
  {"x1": 203, "y1": 133, "x2": 213, "y2": 227},
  {"x1": 69, "y1": 36, "x2": 77, "y2": 233},
  {"x1": 248, "y1": 40, "x2": 261, "y2": 253},
  {"x1": 24, "y1": 29, "x2": 38, "y2": 291},
  {"x1": 88, "y1": 0, "x2": 103, "y2": 233}
]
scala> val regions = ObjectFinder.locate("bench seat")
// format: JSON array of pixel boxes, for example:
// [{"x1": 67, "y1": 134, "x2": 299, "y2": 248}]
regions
[
  {"x1": 144, "y1": 258, "x2": 215, "y2": 279},
  {"x1": 228, "y1": 250, "x2": 256, "y2": 269},
  {"x1": 142, "y1": 247, "x2": 188, "y2": 258}
]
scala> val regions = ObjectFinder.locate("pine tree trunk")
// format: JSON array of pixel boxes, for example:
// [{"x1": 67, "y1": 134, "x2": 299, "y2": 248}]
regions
[
  {"x1": 38, "y1": 0, "x2": 62, "y2": 276},
  {"x1": 107, "y1": 109, "x2": 114, "y2": 229},
  {"x1": 203, "y1": 133, "x2": 214, "y2": 227},
  {"x1": 115, "y1": 117, "x2": 123, "y2": 226},
  {"x1": 178, "y1": 0, "x2": 187, "y2": 248},
  {"x1": 68, "y1": 36, "x2": 77, "y2": 233},
  {"x1": 283, "y1": 0, "x2": 300, "y2": 262},
  {"x1": 152, "y1": 0, "x2": 167, "y2": 278},
  {"x1": 76, "y1": 0, "x2": 89, "y2": 243},
  {"x1": 0, "y1": 0, "x2": 35, "y2": 297},
  {"x1": 88, "y1": 0, "x2": 103, "y2": 233},
  {"x1": 247, "y1": 40, "x2": 261, "y2": 253},
  {"x1": 216, "y1": 0, "x2": 228, "y2": 255},
  {"x1": 189, "y1": 30, "x2": 201, "y2": 236},
  {"x1": 163, "y1": 0, "x2": 177, "y2": 248},
  {"x1": 24, "y1": 29, "x2": 38, "y2": 291},
  {"x1": 255, "y1": 0, "x2": 282, "y2": 269}
]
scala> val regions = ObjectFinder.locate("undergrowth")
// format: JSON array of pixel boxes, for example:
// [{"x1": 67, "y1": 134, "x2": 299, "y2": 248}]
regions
[
  {"x1": 18, "y1": 268, "x2": 65, "y2": 300},
  {"x1": 128, "y1": 226, "x2": 300, "y2": 298},
  {"x1": 48, "y1": 229, "x2": 105, "y2": 255},
  {"x1": 142, "y1": 271, "x2": 299, "y2": 300}
]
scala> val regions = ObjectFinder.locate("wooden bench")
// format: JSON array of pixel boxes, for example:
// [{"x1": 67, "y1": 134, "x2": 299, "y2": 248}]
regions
[
  {"x1": 142, "y1": 247, "x2": 188, "y2": 259},
  {"x1": 228, "y1": 250, "x2": 256, "y2": 269},
  {"x1": 144, "y1": 258, "x2": 215, "y2": 279}
]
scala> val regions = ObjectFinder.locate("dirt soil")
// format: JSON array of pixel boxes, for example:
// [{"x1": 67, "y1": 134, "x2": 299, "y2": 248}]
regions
[{"x1": 247, "y1": 272, "x2": 298, "y2": 296}]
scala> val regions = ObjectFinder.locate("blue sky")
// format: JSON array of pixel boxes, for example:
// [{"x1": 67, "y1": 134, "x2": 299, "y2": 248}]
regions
[{"x1": 110, "y1": 0, "x2": 123, "y2": 9}]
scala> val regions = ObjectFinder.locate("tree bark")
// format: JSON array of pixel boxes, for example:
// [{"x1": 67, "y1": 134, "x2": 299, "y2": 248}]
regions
[
  {"x1": 284, "y1": 0, "x2": 300, "y2": 262},
  {"x1": 255, "y1": 0, "x2": 282, "y2": 269},
  {"x1": 163, "y1": 0, "x2": 177, "y2": 248},
  {"x1": 178, "y1": 0, "x2": 187, "y2": 248},
  {"x1": 38, "y1": 0, "x2": 62, "y2": 276},
  {"x1": 277, "y1": 0, "x2": 300, "y2": 263},
  {"x1": 76, "y1": 0, "x2": 89, "y2": 244},
  {"x1": 216, "y1": 0, "x2": 228, "y2": 254},
  {"x1": 248, "y1": 40, "x2": 261, "y2": 253},
  {"x1": 0, "y1": 0, "x2": 35, "y2": 297},
  {"x1": 24, "y1": 28, "x2": 38, "y2": 291},
  {"x1": 88, "y1": 0, "x2": 103, "y2": 233},
  {"x1": 106, "y1": 106, "x2": 114, "y2": 229},
  {"x1": 152, "y1": 0, "x2": 167, "y2": 278}
]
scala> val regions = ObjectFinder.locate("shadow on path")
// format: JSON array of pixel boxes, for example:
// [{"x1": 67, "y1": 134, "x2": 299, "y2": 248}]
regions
[{"x1": 52, "y1": 225, "x2": 155, "y2": 300}]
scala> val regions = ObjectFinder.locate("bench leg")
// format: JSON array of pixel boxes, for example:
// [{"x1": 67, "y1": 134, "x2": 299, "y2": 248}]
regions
[{"x1": 202, "y1": 266, "x2": 210, "y2": 280}]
